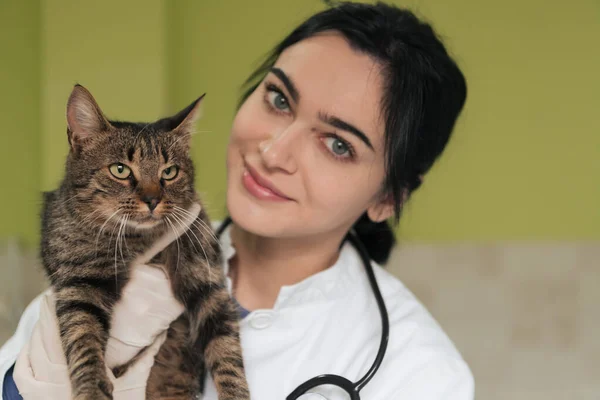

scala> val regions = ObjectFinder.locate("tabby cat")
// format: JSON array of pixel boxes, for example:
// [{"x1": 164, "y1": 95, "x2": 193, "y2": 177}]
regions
[{"x1": 40, "y1": 84, "x2": 250, "y2": 400}]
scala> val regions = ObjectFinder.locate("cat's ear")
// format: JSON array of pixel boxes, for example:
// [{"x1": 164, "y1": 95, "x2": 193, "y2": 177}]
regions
[
  {"x1": 169, "y1": 94, "x2": 205, "y2": 141},
  {"x1": 66, "y1": 84, "x2": 112, "y2": 150}
]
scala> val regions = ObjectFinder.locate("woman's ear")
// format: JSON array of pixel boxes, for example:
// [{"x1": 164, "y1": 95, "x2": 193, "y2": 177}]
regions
[{"x1": 366, "y1": 192, "x2": 396, "y2": 223}]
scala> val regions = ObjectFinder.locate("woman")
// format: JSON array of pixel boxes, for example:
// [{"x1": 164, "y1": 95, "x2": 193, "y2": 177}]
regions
[{"x1": 0, "y1": 2, "x2": 472, "y2": 399}]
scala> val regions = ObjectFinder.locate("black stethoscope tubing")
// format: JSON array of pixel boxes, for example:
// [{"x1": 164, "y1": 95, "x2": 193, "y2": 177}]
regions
[{"x1": 215, "y1": 216, "x2": 390, "y2": 400}]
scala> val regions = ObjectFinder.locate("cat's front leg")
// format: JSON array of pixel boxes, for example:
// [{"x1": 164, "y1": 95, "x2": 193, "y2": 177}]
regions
[
  {"x1": 164, "y1": 212, "x2": 250, "y2": 400},
  {"x1": 145, "y1": 315, "x2": 201, "y2": 400},
  {"x1": 54, "y1": 285, "x2": 117, "y2": 400},
  {"x1": 194, "y1": 292, "x2": 250, "y2": 400},
  {"x1": 180, "y1": 286, "x2": 250, "y2": 400}
]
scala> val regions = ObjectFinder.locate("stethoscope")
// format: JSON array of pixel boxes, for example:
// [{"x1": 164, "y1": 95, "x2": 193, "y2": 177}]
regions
[{"x1": 216, "y1": 216, "x2": 390, "y2": 400}]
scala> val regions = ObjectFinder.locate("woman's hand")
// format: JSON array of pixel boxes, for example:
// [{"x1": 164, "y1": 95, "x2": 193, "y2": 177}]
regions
[{"x1": 13, "y1": 263, "x2": 184, "y2": 400}]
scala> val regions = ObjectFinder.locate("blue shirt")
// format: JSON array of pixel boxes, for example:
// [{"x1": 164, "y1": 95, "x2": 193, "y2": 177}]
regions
[{"x1": 2, "y1": 366, "x2": 20, "y2": 400}]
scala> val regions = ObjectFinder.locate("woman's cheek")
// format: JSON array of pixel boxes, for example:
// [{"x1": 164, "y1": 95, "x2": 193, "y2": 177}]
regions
[
  {"x1": 308, "y1": 170, "x2": 347, "y2": 209},
  {"x1": 231, "y1": 95, "x2": 267, "y2": 141}
]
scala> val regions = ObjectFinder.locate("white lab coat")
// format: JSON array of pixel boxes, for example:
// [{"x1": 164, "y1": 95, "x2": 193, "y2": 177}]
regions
[{"x1": 0, "y1": 222, "x2": 474, "y2": 399}]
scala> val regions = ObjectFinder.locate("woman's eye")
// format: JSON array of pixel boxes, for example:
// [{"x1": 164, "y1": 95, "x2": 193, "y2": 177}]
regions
[
  {"x1": 267, "y1": 90, "x2": 289, "y2": 111},
  {"x1": 324, "y1": 136, "x2": 351, "y2": 157},
  {"x1": 109, "y1": 163, "x2": 132, "y2": 179},
  {"x1": 161, "y1": 166, "x2": 179, "y2": 180}
]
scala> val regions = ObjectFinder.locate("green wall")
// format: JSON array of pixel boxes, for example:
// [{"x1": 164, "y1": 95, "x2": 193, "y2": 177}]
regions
[
  {"x1": 0, "y1": 1, "x2": 41, "y2": 248},
  {"x1": 1, "y1": 0, "x2": 598, "y2": 247},
  {"x1": 40, "y1": 0, "x2": 167, "y2": 190}
]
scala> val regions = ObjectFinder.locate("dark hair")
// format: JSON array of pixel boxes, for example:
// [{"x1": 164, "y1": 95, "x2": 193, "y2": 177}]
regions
[{"x1": 239, "y1": 2, "x2": 467, "y2": 265}]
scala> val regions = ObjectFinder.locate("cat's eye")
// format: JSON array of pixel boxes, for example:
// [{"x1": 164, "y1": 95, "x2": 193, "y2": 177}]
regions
[
  {"x1": 109, "y1": 163, "x2": 132, "y2": 179},
  {"x1": 161, "y1": 166, "x2": 179, "y2": 180}
]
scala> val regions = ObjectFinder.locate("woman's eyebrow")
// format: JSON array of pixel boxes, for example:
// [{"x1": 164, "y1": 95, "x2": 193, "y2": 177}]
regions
[
  {"x1": 318, "y1": 111, "x2": 374, "y2": 151},
  {"x1": 270, "y1": 67, "x2": 300, "y2": 103},
  {"x1": 270, "y1": 67, "x2": 374, "y2": 152}
]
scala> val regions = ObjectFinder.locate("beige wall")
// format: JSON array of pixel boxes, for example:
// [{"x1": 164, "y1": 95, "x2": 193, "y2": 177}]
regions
[{"x1": 389, "y1": 242, "x2": 599, "y2": 398}]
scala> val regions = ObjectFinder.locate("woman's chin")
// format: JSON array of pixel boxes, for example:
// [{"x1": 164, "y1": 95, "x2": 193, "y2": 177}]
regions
[
  {"x1": 229, "y1": 203, "x2": 318, "y2": 242},
  {"x1": 227, "y1": 196, "x2": 283, "y2": 237}
]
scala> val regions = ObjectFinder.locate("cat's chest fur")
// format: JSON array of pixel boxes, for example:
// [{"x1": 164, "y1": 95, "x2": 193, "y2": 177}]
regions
[{"x1": 41, "y1": 188, "x2": 170, "y2": 288}]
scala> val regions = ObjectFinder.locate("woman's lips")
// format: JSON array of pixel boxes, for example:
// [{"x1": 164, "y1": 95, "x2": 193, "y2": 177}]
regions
[{"x1": 242, "y1": 164, "x2": 292, "y2": 202}]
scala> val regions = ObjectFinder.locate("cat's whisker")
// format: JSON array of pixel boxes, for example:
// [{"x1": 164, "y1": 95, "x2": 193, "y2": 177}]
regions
[
  {"x1": 118, "y1": 214, "x2": 130, "y2": 273},
  {"x1": 170, "y1": 211, "x2": 202, "y2": 245},
  {"x1": 74, "y1": 208, "x2": 100, "y2": 229},
  {"x1": 172, "y1": 206, "x2": 219, "y2": 243},
  {"x1": 62, "y1": 190, "x2": 103, "y2": 207},
  {"x1": 171, "y1": 205, "x2": 202, "y2": 222},
  {"x1": 187, "y1": 130, "x2": 212, "y2": 134},
  {"x1": 170, "y1": 211, "x2": 213, "y2": 285},
  {"x1": 80, "y1": 208, "x2": 109, "y2": 230},
  {"x1": 170, "y1": 211, "x2": 212, "y2": 280},
  {"x1": 121, "y1": 216, "x2": 131, "y2": 255},
  {"x1": 109, "y1": 215, "x2": 124, "y2": 287},
  {"x1": 171, "y1": 209, "x2": 212, "y2": 243},
  {"x1": 167, "y1": 131, "x2": 200, "y2": 152},
  {"x1": 180, "y1": 217, "x2": 221, "y2": 254},
  {"x1": 164, "y1": 217, "x2": 181, "y2": 273},
  {"x1": 194, "y1": 217, "x2": 220, "y2": 244},
  {"x1": 185, "y1": 219, "x2": 218, "y2": 252},
  {"x1": 95, "y1": 209, "x2": 122, "y2": 257},
  {"x1": 169, "y1": 213, "x2": 203, "y2": 274},
  {"x1": 169, "y1": 212, "x2": 201, "y2": 255},
  {"x1": 133, "y1": 123, "x2": 151, "y2": 147},
  {"x1": 113, "y1": 215, "x2": 127, "y2": 289},
  {"x1": 62, "y1": 192, "x2": 83, "y2": 205}
]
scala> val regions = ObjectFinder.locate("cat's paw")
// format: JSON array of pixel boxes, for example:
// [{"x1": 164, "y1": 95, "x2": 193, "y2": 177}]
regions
[
  {"x1": 219, "y1": 392, "x2": 250, "y2": 400},
  {"x1": 73, "y1": 380, "x2": 114, "y2": 400},
  {"x1": 73, "y1": 392, "x2": 112, "y2": 400},
  {"x1": 73, "y1": 394, "x2": 112, "y2": 400}
]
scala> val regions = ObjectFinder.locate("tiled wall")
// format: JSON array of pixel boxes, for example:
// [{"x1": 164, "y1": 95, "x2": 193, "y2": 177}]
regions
[
  {"x1": 1, "y1": 241, "x2": 598, "y2": 398},
  {"x1": 388, "y1": 242, "x2": 599, "y2": 399},
  {"x1": 0, "y1": 240, "x2": 46, "y2": 342}
]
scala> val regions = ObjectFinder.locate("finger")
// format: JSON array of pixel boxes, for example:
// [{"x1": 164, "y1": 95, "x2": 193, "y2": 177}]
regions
[
  {"x1": 105, "y1": 264, "x2": 184, "y2": 368},
  {"x1": 14, "y1": 340, "x2": 73, "y2": 400},
  {"x1": 14, "y1": 323, "x2": 73, "y2": 399},
  {"x1": 110, "y1": 331, "x2": 168, "y2": 394},
  {"x1": 36, "y1": 292, "x2": 66, "y2": 366},
  {"x1": 20, "y1": 292, "x2": 70, "y2": 385}
]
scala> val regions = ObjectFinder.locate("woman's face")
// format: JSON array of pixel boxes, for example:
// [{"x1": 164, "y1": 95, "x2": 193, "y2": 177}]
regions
[{"x1": 226, "y1": 32, "x2": 392, "y2": 238}]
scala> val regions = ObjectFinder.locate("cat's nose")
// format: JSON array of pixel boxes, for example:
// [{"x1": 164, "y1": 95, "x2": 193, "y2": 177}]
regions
[{"x1": 141, "y1": 195, "x2": 160, "y2": 212}]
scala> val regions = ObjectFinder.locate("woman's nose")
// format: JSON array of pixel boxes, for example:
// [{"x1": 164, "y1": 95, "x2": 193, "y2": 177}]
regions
[{"x1": 258, "y1": 126, "x2": 299, "y2": 174}]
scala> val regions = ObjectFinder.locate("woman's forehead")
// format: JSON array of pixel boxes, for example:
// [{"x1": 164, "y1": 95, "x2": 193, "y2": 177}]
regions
[{"x1": 273, "y1": 33, "x2": 385, "y2": 150}]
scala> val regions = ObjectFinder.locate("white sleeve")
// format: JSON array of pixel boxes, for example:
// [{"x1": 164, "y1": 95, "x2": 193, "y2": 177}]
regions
[
  {"x1": 0, "y1": 292, "x2": 46, "y2": 394},
  {"x1": 390, "y1": 356, "x2": 474, "y2": 400}
]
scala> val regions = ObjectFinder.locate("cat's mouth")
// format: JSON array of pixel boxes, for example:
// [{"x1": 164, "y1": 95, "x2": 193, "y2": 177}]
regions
[{"x1": 127, "y1": 213, "x2": 164, "y2": 229}]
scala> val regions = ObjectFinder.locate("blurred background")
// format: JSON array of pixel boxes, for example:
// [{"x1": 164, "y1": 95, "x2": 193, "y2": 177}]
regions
[{"x1": 0, "y1": 0, "x2": 598, "y2": 398}]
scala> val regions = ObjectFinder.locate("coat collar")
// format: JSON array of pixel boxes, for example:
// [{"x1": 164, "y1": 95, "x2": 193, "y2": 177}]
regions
[{"x1": 217, "y1": 221, "x2": 362, "y2": 311}]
